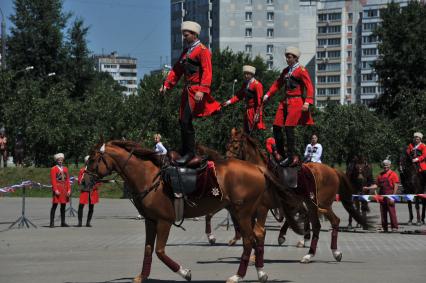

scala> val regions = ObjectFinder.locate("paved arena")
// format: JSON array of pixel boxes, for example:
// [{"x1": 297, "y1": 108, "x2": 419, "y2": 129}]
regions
[{"x1": 0, "y1": 197, "x2": 425, "y2": 283}]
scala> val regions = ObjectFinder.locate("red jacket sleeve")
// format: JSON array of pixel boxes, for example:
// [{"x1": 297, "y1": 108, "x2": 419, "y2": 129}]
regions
[
  {"x1": 229, "y1": 86, "x2": 245, "y2": 104},
  {"x1": 300, "y1": 68, "x2": 314, "y2": 105},
  {"x1": 266, "y1": 70, "x2": 285, "y2": 98},
  {"x1": 255, "y1": 81, "x2": 263, "y2": 109},
  {"x1": 65, "y1": 167, "x2": 71, "y2": 194},
  {"x1": 50, "y1": 167, "x2": 58, "y2": 192},
  {"x1": 390, "y1": 171, "x2": 400, "y2": 184},
  {"x1": 78, "y1": 168, "x2": 85, "y2": 185},
  {"x1": 164, "y1": 52, "x2": 185, "y2": 90},
  {"x1": 197, "y1": 48, "x2": 212, "y2": 94},
  {"x1": 418, "y1": 144, "x2": 426, "y2": 162}
]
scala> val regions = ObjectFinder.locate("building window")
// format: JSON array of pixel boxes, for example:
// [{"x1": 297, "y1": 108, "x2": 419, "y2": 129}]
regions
[
  {"x1": 267, "y1": 12, "x2": 274, "y2": 21},
  {"x1": 362, "y1": 73, "x2": 374, "y2": 81},
  {"x1": 328, "y1": 13, "x2": 341, "y2": 21},
  {"x1": 328, "y1": 50, "x2": 341, "y2": 58},
  {"x1": 327, "y1": 75, "x2": 340, "y2": 83},
  {"x1": 267, "y1": 44, "x2": 273, "y2": 54},
  {"x1": 328, "y1": 88, "x2": 340, "y2": 95},
  {"x1": 317, "y1": 88, "x2": 326, "y2": 95},
  {"x1": 267, "y1": 28, "x2": 274, "y2": 37},
  {"x1": 246, "y1": 0, "x2": 252, "y2": 5},
  {"x1": 267, "y1": 0, "x2": 274, "y2": 5},
  {"x1": 363, "y1": 35, "x2": 378, "y2": 44},
  {"x1": 245, "y1": 28, "x2": 252, "y2": 37},
  {"x1": 318, "y1": 39, "x2": 327, "y2": 47},
  {"x1": 328, "y1": 25, "x2": 341, "y2": 33},
  {"x1": 347, "y1": 51, "x2": 352, "y2": 57},
  {"x1": 347, "y1": 88, "x2": 352, "y2": 94},
  {"x1": 348, "y1": 25, "x2": 353, "y2": 32},
  {"x1": 347, "y1": 63, "x2": 352, "y2": 70},
  {"x1": 245, "y1": 44, "x2": 252, "y2": 53},
  {"x1": 348, "y1": 38, "x2": 352, "y2": 44},
  {"x1": 365, "y1": 9, "x2": 378, "y2": 18},
  {"x1": 267, "y1": 61, "x2": 273, "y2": 70},
  {"x1": 318, "y1": 64, "x2": 326, "y2": 71},
  {"x1": 363, "y1": 22, "x2": 378, "y2": 31},
  {"x1": 245, "y1": 12, "x2": 252, "y2": 22},
  {"x1": 318, "y1": 76, "x2": 326, "y2": 83},
  {"x1": 318, "y1": 14, "x2": 327, "y2": 22},
  {"x1": 317, "y1": 51, "x2": 326, "y2": 58},
  {"x1": 362, "y1": 48, "x2": 377, "y2": 56},
  {"x1": 347, "y1": 76, "x2": 352, "y2": 83},
  {"x1": 318, "y1": 26, "x2": 327, "y2": 34},
  {"x1": 362, "y1": 86, "x2": 376, "y2": 94},
  {"x1": 348, "y1": 13, "x2": 353, "y2": 20},
  {"x1": 328, "y1": 38, "x2": 341, "y2": 46}
]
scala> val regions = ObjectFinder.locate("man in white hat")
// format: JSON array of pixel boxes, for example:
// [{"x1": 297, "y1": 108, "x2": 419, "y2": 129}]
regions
[
  {"x1": 49, "y1": 153, "x2": 71, "y2": 227},
  {"x1": 160, "y1": 21, "x2": 220, "y2": 164},
  {"x1": 407, "y1": 132, "x2": 426, "y2": 173},
  {"x1": 77, "y1": 155, "x2": 101, "y2": 227},
  {"x1": 221, "y1": 65, "x2": 265, "y2": 133},
  {"x1": 364, "y1": 158, "x2": 400, "y2": 232},
  {"x1": 263, "y1": 46, "x2": 314, "y2": 167}
]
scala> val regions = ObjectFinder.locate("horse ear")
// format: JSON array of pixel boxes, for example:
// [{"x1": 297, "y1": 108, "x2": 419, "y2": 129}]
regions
[
  {"x1": 231, "y1": 127, "x2": 238, "y2": 137},
  {"x1": 100, "y1": 143, "x2": 106, "y2": 153}
]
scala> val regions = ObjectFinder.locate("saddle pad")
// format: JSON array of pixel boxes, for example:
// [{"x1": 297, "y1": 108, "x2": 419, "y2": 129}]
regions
[{"x1": 190, "y1": 161, "x2": 222, "y2": 200}]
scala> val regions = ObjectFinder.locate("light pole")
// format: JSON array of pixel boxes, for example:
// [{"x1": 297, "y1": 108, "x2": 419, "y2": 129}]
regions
[{"x1": 0, "y1": 8, "x2": 6, "y2": 70}]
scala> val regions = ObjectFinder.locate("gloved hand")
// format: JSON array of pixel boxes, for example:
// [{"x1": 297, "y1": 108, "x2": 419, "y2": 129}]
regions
[
  {"x1": 221, "y1": 101, "x2": 230, "y2": 107},
  {"x1": 263, "y1": 94, "x2": 269, "y2": 103}
]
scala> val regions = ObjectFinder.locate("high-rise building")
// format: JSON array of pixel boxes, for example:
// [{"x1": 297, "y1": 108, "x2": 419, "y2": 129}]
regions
[
  {"x1": 94, "y1": 52, "x2": 138, "y2": 96},
  {"x1": 315, "y1": 0, "x2": 410, "y2": 107},
  {"x1": 171, "y1": 0, "x2": 317, "y2": 73}
]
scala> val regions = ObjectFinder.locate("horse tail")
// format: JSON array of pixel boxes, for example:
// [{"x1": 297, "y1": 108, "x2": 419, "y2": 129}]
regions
[
  {"x1": 258, "y1": 166, "x2": 304, "y2": 235},
  {"x1": 336, "y1": 169, "x2": 371, "y2": 230}
]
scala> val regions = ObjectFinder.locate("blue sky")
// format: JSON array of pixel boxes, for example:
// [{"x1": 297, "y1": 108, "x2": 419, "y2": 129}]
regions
[{"x1": 1, "y1": 0, "x2": 171, "y2": 78}]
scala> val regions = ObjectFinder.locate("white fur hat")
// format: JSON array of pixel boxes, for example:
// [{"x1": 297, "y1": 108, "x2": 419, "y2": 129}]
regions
[
  {"x1": 285, "y1": 46, "x2": 301, "y2": 58},
  {"x1": 243, "y1": 65, "x2": 256, "y2": 74},
  {"x1": 414, "y1": 132, "x2": 423, "y2": 139},
  {"x1": 181, "y1": 21, "x2": 201, "y2": 35},
  {"x1": 54, "y1": 153, "x2": 64, "y2": 161},
  {"x1": 382, "y1": 159, "x2": 391, "y2": 166},
  {"x1": 84, "y1": 155, "x2": 90, "y2": 162}
]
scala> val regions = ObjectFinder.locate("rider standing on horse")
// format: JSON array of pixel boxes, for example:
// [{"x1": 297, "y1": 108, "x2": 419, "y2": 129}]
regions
[
  {"x1": 263, "y1": 46, "x2": 314, "y2": 167},
  {"x1": 160, "y1": 21, "x2": 220, "y2": 164},
  {"x1": 221, "y1": 65, "x2": 266, "y2": 134},
  {"x1": 407, "y1": 132, "x2": 426, "y2": 179}
]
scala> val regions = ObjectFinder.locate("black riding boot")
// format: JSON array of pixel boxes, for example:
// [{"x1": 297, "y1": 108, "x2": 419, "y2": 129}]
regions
[
  {"x1": 50, "y1": 204, "x2": 57, "y2": 228},
  {"x1": 77, "y1": 204, "x2": 84, "y2": 227},
  {"x1": 280, "y1": 127, "x2": 297, "y2": 167},
  {"x1": 177, "y1": 100, "x2": 195, "y2": 164},
  {"x1": 86, "y1": 204, "x2": 94, "y2": 227},
  {"x1": 60, "y1": 204, "x2": 69, "y2": 227},
  {"x1": 273, "y1": 126, "x2": 285, "y2": 157}
]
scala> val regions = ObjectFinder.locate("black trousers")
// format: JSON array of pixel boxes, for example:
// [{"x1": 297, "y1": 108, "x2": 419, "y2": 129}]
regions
[
  {"x1": 273, "y1": 126, "x2": 296, "y2": 156},
  {"x1": 179, "y1": 98, "x2": 195, "y2": 156},
  {"x1": 50, "y1": 203, "x2": 66, "y2": 225}
]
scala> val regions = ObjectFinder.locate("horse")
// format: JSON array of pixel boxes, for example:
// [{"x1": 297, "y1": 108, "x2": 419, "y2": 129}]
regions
[
  {"x1": 85, "y1": 140, "x2": 304, "y2": 283},
  {"x1": 226, "y1": 128, "x2": 371, "y2": 263},
  {"x1": 399, "y1": 152, "x2": 426, "y2": 225},
  {"x1": 346, "y1": 156, "x2": 373, "y2": 229}
]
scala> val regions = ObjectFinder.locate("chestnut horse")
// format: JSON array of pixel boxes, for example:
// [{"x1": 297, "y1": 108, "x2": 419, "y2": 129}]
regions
[
  {"x1": 226, "y1": 129, "x2": 371, "y2": 263},
  {"x1": 86, "y1": 140, "x2": 303, "y2": 283}
]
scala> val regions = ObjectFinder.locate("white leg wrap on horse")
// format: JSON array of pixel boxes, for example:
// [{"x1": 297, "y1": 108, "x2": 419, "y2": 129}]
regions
[
  {"x1": 301, "y1": 253, "x2": 314, "y2": 263},
  {"x1": 256, "y1": 267, "x2": 268, "y2": 283},
  {"x1": 296, "y1": 239, "x2": 305, "y2": 248},
  {"x1": 177, "y1": 266, "x2": 191, "y2": 281},
  {"x1": 226, "y1": 274, "x2": 243, "y2": 283},
  {"x1": 332, "y1": 249, "x2": 342, "y2": 262},
  {"x1": 207, "y1": 233, "x2": 216, "y2": 244}
]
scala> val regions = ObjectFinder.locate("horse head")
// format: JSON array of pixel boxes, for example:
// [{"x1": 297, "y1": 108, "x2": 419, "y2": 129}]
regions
[
  {"x1": 225, "y1": 128, "x2": 244, "y2": 159},
  {"x1": 225, "y1": 128, "x2": 267, "y2": 166},
  {"x1": 346, "y1": 156, "x2": 373, "y2": 193},
  {"x1": 85, "y1": 142, "x2": 117, "y2": 184}
]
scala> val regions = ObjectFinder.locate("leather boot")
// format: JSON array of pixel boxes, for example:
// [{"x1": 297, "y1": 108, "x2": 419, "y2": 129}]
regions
[
  {"x1": 49, "y1": 205, "x2": 56, "y2": 228},
  {"x1": 86, "y1": 205, "x2": 94, "y2": 227},
  {"x1": 60, "y1": 204, "x2": 69, "y2": 227},
  {"x1": 77, "y1": 204, "x2": 83, "y2": 227}
]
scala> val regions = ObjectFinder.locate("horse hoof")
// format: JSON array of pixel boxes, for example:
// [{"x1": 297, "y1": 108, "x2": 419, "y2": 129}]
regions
[
  {"x1": 207, "y1": 234, "x2": 216, "y2": 245},
  {"x1": 184, "y1": 270, "x2": 191, "y2": 281},
  {"x1": 332, "y1": 250, "x2": 342, "y2": 262},
  {"x1": 226, "y1": 274, "x2": 243, "y2": 283},
  {"x1": 228, "y1": 237, "x2": 240, "y2": 246},
  {"x1": 177, "y1": 267, "x2": 191, "y2": 281},
  {"x1": 300, "y1": 254, "x2": 313, "y2": 263},
  {"x1": 257, "y1": 268, "x2": 268, "y2": 283},
  {"x1": 296, "y1": 240, "x2": 305, "y2": 248},
  {"x1": 407, "y1": 221, "x2": 413, "y2": 226},
  {"x1": 278, "y1": 235, "x2": 286, "y2": 245},
  {"x1": 133, "y1": 274, "x2": 142, "y2": 283},
  {"x1": 249, "y1": 255, "x2": 256, "y2": 265},
  {"x1": 416, "y1": 221, "x2": 422, "y2": 226}
]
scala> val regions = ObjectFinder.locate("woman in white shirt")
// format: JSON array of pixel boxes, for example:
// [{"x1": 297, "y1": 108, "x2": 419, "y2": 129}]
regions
[
  {"x1": 304, "y1": 134, "x2": 322, "y2": 163},
  {"x1": 154, "y1": 134, "x2": 167, "y2": 155}
]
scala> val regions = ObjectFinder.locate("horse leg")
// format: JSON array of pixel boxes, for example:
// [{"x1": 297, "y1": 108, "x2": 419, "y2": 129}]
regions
[
  {"x1": 324, "y1": 208, "x2": 342, "y2": 262},
  {"x1": 228, "y1": 212, "x2": 242, "y2": 246},
  {"x1": 227, "y1": 216, "x2": 257, "y2": 283},
  {"x1": 415, "y1": 197, "x2": 422, "y2": 226},
  {"x1": 422, "y1": 199, "x2": 426, "y2": 224},
  {"x1": 155, "y1": 219, "x2": 191, "y2": 281},
  {"x1": 298, "y1": 214, "x2": 311, "y2": 248},
  {"x1": 205, "y1": 213, "x2": 216, "y2": 245},
  {"x1": 407, "y1": 201, "x2": 413, "y2": 225},
  {"x1": 278, "y1": 220, "x2": 289, "y2": 245},
  {"x1": 253, "y1": 206, "x2": 268, "y2": 283},
  {"x1": 301, "y1": 205, "x2": 320, "y2": 263},
  {"x1": 133, "y1": 219, "x2": 157, "y2": 283}
]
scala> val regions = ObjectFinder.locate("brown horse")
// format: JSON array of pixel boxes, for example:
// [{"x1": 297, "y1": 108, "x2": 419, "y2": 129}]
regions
[
  {"x1": 86, "y1": 140, "x2": 303, "y2": 283},
  {"x1": 226, "y1": 128, "x2": 371, "y2": 263},
  {"x1": 346, "y1": 156, "x2": 373, "y2": 229}
]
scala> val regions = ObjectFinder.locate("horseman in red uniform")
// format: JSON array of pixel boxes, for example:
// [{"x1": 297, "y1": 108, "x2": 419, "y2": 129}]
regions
[
  {"x1": 263, "y1": 46, "x2": 314, "y2": 167},
  {"x1": 364, "y1": 159, "x2": 400, "y2": 232},
  {"x1": 49, "y1": 153, "x2": 71, "y2": 228},
  {"x1": 407, "y1": 132, "x2": 426, "y2": 177},
  {"x1": 77, "y1": 155, "x2": 100, "y2": 227},
  {"x1": 222, "y1": 65, "x2": 265, "y2": 133},
  {"x1": 160, "y1": 21, "x2": 220, "y2": 164}
]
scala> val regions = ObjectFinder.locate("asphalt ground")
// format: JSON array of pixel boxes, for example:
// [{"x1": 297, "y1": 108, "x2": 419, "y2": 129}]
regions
[{"x1": 0, "y1": 197, "x2": 425, "y2": 283}]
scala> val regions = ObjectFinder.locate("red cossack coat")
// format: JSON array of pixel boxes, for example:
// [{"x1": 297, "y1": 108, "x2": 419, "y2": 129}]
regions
[
  {"x1": 266, "y1": 65, "x2": 314, "y2": 127},
  {"x1": 78, "y1": 167, "x2": 100, "y2": 205},
  {"x1": 50, "y1": 165, "x2": 71, "y2": 204},
  {"x1": 406, "y1": 143, "x2": 426, "y2": 172},
  {"x1": 164, "y1": 43, "x2": 221, "y2": 120},
  {"x1": 229, "y1": 79, "x2": 266, "y2": 131}
]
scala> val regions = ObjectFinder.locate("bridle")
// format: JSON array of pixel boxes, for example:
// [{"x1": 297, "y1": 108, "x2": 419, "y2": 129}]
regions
[{"x1": 226, "y1": 137, "x2": 245, "y2": 160}]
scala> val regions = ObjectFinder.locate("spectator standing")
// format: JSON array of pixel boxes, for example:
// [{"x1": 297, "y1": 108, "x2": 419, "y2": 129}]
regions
[
  {"x1": 77, "y1": 156, "x2": 100, "y2": 227},
  {"x1": 303, "y1": 134, "x2": 322, "y2": 163},
  {"x1": 14, "y1": 131, "x2": 25, "y2": 167},
  {"x1": 49, "y1": 153, "x2": 71, "y2": 227},
  {"x1": 154, "y1": 134, "x2": 167, "y2": 155}
]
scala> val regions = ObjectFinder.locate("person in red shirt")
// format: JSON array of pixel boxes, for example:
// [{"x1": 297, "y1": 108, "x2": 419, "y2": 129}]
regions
[
  {"x1": 222, "y1": 65, "x2": 266, "y2": 134},
  {"x1": 0, "y1": 129, "x2": 8, "y2": 168},
  {"x1": 364, "y1": 159, "x2": 400, "y2": 232},
  {"x1": 77, "y1": 155, "x2": 100, "y2": 227},
  {"x1": 406, "y1": 132, "x2": 426, "y2": 176},
  {"x1": 160, "y1": 21, "x2": 220, "y2": 164},
  {"x1": 263, "y1": 46, "x2": 314, "y2": 167},
  {"x1": 49, "y1": 153, "x2": 71, "y2": 228}
]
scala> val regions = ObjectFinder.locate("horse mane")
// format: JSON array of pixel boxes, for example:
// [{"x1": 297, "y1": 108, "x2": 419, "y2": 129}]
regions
[
  {"x1": 196, "y1": 143, "x2": 225, "y2": 161},
  {"x1": 241, "y1": 133, "x2": 268, "y2": 165},
  {"x1": 109, "y1": 140, "x2": 162, "y2": 166}
]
